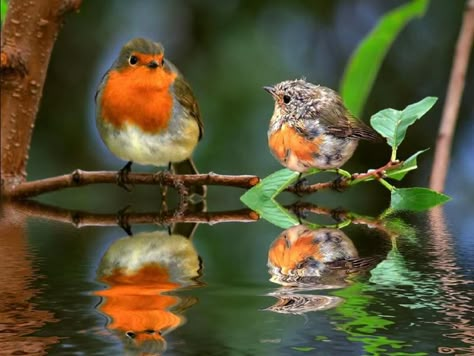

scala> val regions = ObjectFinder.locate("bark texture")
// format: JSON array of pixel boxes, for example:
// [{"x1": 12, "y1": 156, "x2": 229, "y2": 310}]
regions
[{"x1": 1, "y1": 0, "x2": 82, "y2": 192}]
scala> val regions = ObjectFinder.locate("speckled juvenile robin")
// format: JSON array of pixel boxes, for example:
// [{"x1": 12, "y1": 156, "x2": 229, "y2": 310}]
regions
[
  {"x1": 268, "y1": 225, "x2": 379, "y2": 286},
  {"x1": 264, "y1": 79, "x2": 379, "y2": 173},
  {"x1": 95, "y1": 38, "x2": 205, "y2": 196}
]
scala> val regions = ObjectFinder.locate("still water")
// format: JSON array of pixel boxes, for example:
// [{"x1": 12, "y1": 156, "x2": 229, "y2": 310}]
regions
[{"x1": 0, "y1": 197, "x2": 473, "y2": 355}]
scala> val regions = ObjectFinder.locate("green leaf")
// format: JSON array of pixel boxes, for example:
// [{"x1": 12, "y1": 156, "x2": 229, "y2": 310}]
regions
[
  {"x1": 386, "y1": 149, "x2": 429, "y2": 181},
  {"x1": 340, "y1": 0, "x2": 429, "y2": 117},
  {"x1": 390, "y1": 187, "x2": 450, "y2": 212},
  {"x1": 1, "y1": 0, "x2": 8, "y2": 24},
  {"x1": 370, "y1": 97, "x2": 437, "y2": 150},
  {"x1": 240, "y1": 169, "x2": 300, "y2": 228}
]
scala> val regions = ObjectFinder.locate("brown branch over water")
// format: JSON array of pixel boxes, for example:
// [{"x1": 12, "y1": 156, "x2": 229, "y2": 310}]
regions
[
  {"x1": 1, "y1": 157, "x2": 406, "y2": 200},
  {"x1": 1, "y1": 160, "x2": 400, "y2": 199},
  {"x1": 1, "y1": 0, "x2": 82, "y2": 189},
  {"x1": 2, "y1": 170, "x2": 261, "y2": 199},
  {"x1": 430, "y1": 0, "x2": 474, "y2": 192}
]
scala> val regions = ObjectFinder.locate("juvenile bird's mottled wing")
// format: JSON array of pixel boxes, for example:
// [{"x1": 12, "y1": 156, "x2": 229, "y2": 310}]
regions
[
  {"x1": 300, "y1": 88, "x2": 380, "y2": 141},
  {"x1": 326, "y1": 255, "x2": 383, "y2": 274}
]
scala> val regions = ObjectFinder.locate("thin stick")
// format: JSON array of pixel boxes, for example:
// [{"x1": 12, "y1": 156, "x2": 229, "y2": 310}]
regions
[{"x1": 430, "y1": 0, "x2": 474, "y2": 192}]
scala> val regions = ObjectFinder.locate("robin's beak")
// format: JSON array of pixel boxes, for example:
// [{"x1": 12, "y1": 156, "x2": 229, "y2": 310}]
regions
[
  {"x1": 263, "y1": 86, "x2": 277, "y2": 98},
  {"x1": 147, "y1": 60, "x2": 159, "y2": 69}
]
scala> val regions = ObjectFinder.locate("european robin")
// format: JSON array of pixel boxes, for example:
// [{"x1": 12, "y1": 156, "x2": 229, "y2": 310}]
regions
[
  {"x1": 95, "y1": 38, "x2": 205, "y2": 196},
  {"x1": 268, "y1": 225, "x2": 379, "y2": 286},
  {"x1": 264, "y1": 79, "x2": 380, "y2": 173}
]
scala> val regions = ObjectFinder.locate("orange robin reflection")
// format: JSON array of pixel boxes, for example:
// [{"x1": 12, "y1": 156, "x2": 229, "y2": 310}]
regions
[
  {"x1": 264, "y1": 79, "x2": 379, "y2": 172},
  {"x1": 95, "y1": 38, "x2": 204, "y2": 195},
  {"x1": 268, "y1": 225, "x2": 378, "y2": 286},
  {"x1": 95, "y1": 230, "x2": 201, "y2": 355}
]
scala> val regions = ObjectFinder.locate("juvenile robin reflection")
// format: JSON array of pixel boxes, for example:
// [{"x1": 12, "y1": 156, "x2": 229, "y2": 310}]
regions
[
  {"x1": 266, "y1": 225, "x2": 380, "y2": 314},
  {"x1": 268, "y1": 225, "x2": 378, "y2": 286},
  {"x1": 95, "y1": 227, "x2": 201, "y2": 355}
]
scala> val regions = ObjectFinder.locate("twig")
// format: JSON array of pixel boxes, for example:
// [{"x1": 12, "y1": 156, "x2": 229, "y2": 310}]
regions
[
  {"x1": 8, "y1": 200, "x2": 259, "y2": 228},
  {"x1": 2, "y1": 170, "x2": 260, "y2": 199},
  {"x1": 2, "y1": 160, "x2": 403, "y2": 199},
  {"x1": 286, "y1": 161, "x2": 401, "y2": 194},
  {"x1": 430, "y1": 0, "x2": 474, "y2": 192}
]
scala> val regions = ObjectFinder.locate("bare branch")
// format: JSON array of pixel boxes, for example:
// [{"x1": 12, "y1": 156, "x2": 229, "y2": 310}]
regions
[
  {"x1": 430, "y1": 0, "x2": 474, "y2": 192},
  {"x1": 2, "y1": 170, "x2": 260, "y2": 199},
  {"x1": 2, "y1": 160, "x2": 403, "y2": 199}
]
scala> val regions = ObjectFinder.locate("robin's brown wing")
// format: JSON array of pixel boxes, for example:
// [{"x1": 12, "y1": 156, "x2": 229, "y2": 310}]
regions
[{"x1": 165, "y1": 59, "x2": 204, "y2": 140}]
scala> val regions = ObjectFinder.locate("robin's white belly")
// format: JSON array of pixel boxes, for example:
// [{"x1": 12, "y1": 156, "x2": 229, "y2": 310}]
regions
[{"x1": 98, "y1": 118, "x2": 200, "y2": 167}]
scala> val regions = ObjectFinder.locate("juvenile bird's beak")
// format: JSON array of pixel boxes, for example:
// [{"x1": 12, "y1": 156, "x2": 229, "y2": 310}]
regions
[
  {"x1": 147, "y1": 60, "x2": 159, "y2": 69},
  {"x1": 263, "y1": 86, "x2": 277, "y2": 98},
  {"x1": 263, "y1": 86, "x2": 275, "y2": 94}
]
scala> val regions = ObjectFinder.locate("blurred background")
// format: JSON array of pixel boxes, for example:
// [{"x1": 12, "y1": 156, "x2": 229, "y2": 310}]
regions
[
  {"x1": 22, "y1": 0, "x2": 471, "y2": 213},
  {"x1": 2, "y1": 1, "x2": 474, "y2": 354}
]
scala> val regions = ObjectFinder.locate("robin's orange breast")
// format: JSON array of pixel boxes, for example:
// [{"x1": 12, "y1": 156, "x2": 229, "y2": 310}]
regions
[
  {"x1": 268, "y1": 230, "x2": 323, "y2": 272},
  {"x1": 100, "y1": 66, "x2": 177, "y2": 134},
  {"x1": 268, "y1": 124, "x2": 324, "y2": 164}
]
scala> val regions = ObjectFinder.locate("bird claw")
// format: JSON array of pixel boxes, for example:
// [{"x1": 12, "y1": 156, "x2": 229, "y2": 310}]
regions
[{"x1": 331, "y1": 175, "x2": 348, "y2": 192}]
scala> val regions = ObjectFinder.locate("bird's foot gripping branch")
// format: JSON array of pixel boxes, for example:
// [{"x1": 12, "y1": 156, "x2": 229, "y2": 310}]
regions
[{"x1": 241, "y1": 97, "x2": 451, "y2": 228}]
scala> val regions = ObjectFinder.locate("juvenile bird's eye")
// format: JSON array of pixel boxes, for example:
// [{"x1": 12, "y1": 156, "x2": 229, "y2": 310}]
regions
[
  {"x1": 283, "y1": 95, "x2": 291, "y2": 104},
  {"x1": 129, "y1": 55, "x2": 138, "y2": 65}
]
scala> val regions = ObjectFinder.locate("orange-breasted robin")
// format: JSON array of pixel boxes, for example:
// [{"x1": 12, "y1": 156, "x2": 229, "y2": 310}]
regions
[
  {"x1": 95, "y1": 38, "x2": 204, "y2": 196},
  {"x1": 268, "y1": 225, "x2": 379, "y2": 285},
  {"x1": 264, "y1": 79, "x2": 379, "y2": 173}
]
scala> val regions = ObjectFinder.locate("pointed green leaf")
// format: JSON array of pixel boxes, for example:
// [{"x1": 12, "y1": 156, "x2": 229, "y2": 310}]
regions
[
  {"x1": 340, "y1": 0, "x2": 429, "y2": 116},
  {"x1": 254, "y1": 199, "x2": 300, "y2": 229},
  {"x1": 390, "y1": 187, "x2": 450, "y2": 212},
  {"x1": 241, "y1": 168, "x2": 299, "y2": 202},
  {"x1": 386, "y1": 149, "x2": 429, "y2": 181},
  {"x1": 370, "y1": 97, "x2": 437, "y2": 149},
  {"x1": 240, "y1": 168, "x2": 300, "y2": 228}
]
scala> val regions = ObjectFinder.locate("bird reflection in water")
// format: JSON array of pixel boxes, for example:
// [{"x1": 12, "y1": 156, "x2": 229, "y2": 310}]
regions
[
  {"x1": 266, "y1": 225, "x2": 380, "y2": 314},
  {"x1": 95, "y1": 224, "x2": 201, "y2": 355}
]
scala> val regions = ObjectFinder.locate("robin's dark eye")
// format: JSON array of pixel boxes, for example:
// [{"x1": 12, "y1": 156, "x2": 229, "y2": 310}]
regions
[
  {"x1": 129, "y1": 55, "x2": 138, "y2": 65},
  {"x1": 161, "y1": 58, "x2": 165, "y2": 66},
  {"x1": 126, "y1": 331, "x2": 136, "y2": 339},
  {"x1": 283, "y1": 95, "x2": 291, "y2": 104}
]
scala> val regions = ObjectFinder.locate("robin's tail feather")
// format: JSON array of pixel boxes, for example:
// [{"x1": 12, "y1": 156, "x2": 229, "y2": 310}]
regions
[
  {"x1": 172, "y1": 158, "x2": 207, "y2": 199},
  {"x1": 351, "y1": 128, "x2": 383, "y2": 142}
]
